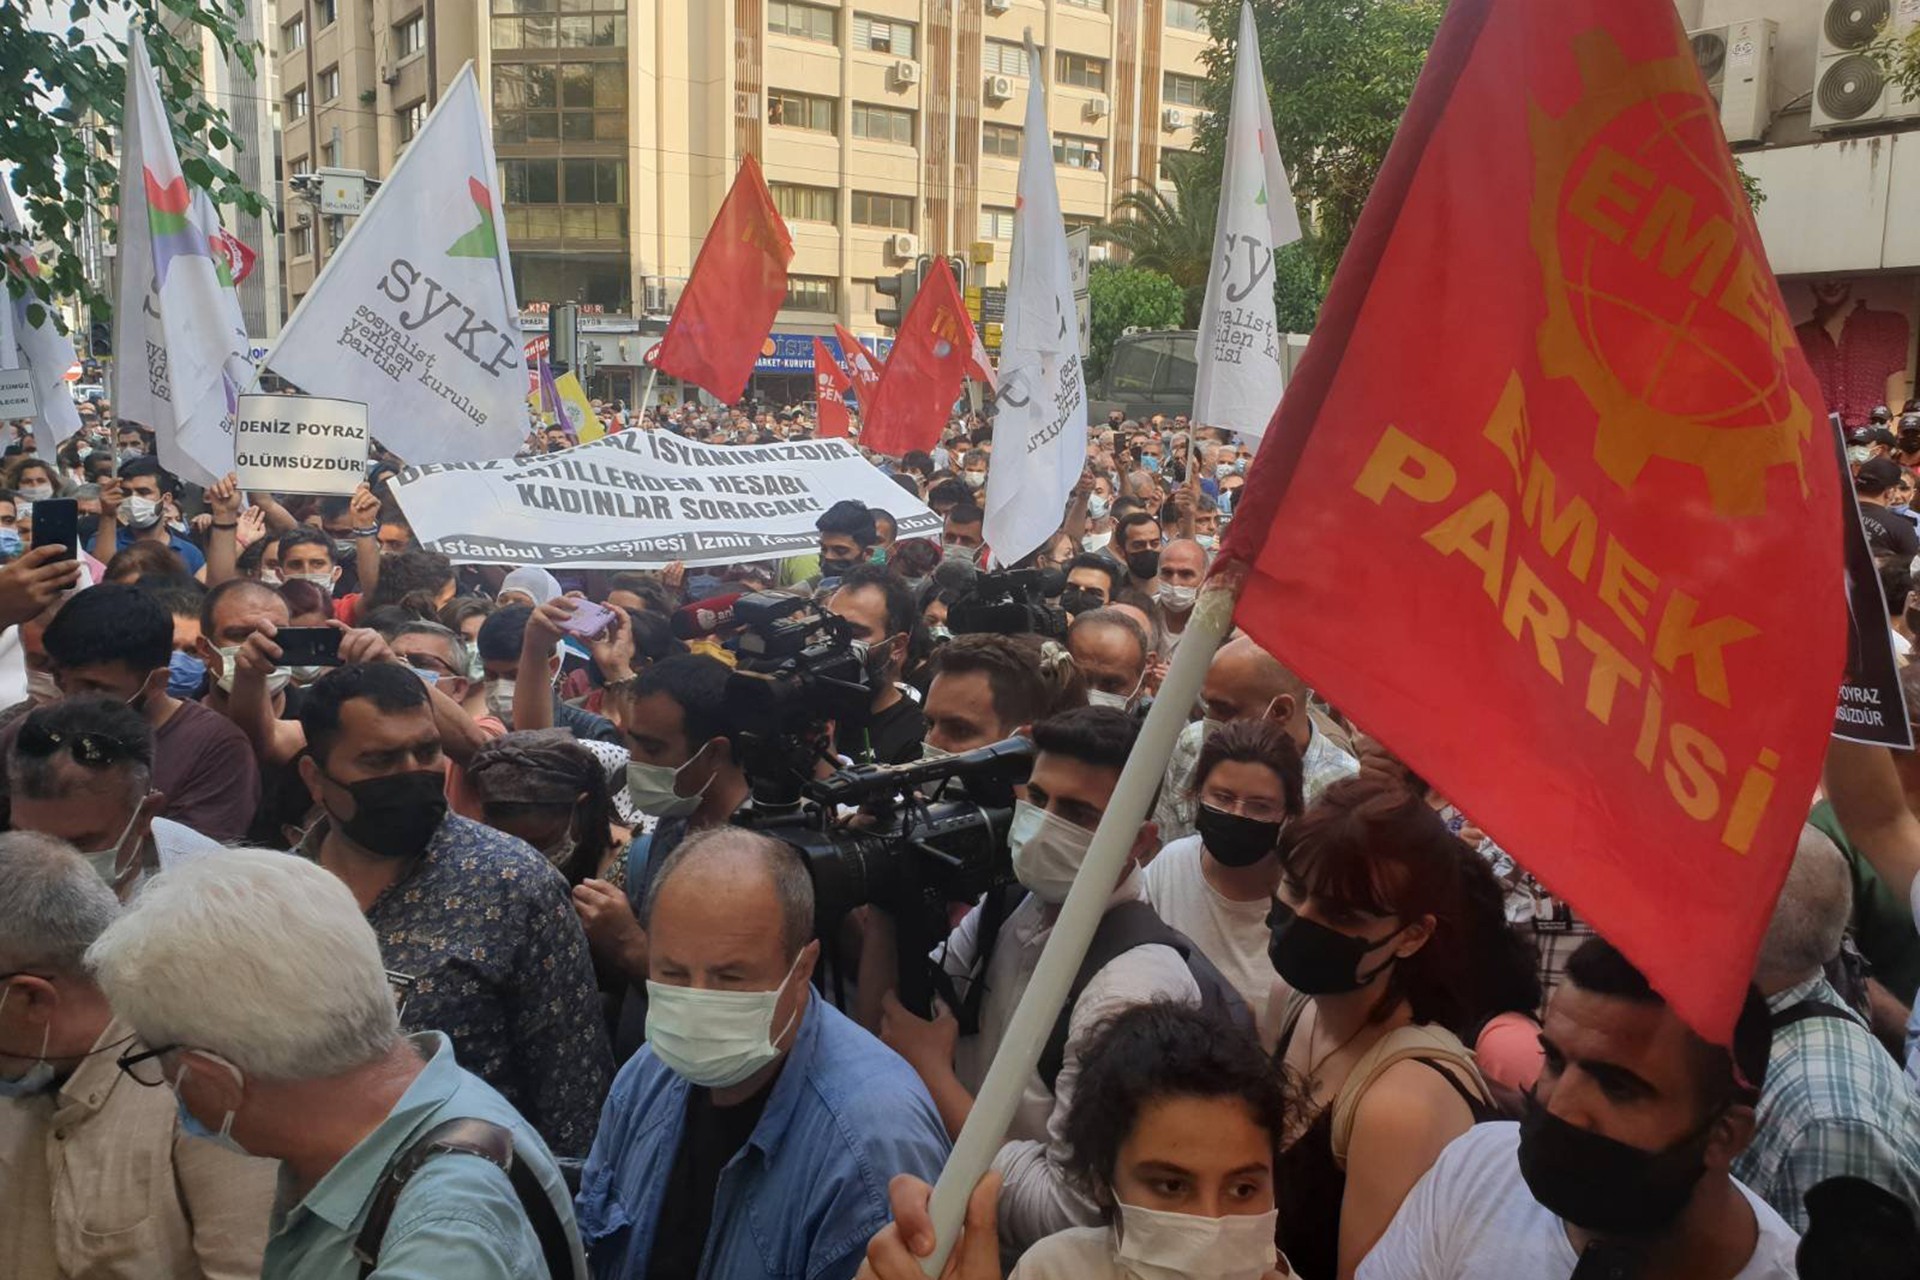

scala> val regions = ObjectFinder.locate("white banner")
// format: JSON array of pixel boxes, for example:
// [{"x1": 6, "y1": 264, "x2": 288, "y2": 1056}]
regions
[
  {"x1": 234, "y1": 394, "x2": 369, "y2": 495},
  {"x1": 265, "y1": 63, "x2": 526, "y2": 465},
  {"x1": 0, "y1": 368, "x2": 36, "y2": 419},
  {"x1": 1191, "y1": 1, "x2": 1302, "y2": 439},
  {"x1": 983, "y1": 35, "x2": 1090, "y2": 566},
  {"x1": 0, "y1": 184, "x2": 81, "y2": 446},
  {"x1": 392, "y1": 431, "x2": 940, "y2": 569},
  {"x1": 112, "y1": 30, "x2": 253, "y2": 485}
]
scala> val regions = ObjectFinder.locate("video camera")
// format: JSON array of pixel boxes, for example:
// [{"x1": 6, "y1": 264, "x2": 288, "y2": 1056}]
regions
[
  {"x1": 722, "y1": 592, "x2": 872, "y2": 814},
  {"x1": 948, "y1": 566, "x2": 1067, "y2": 638},
  {"x1": 734, "y1": 736, "x2": 1033, "y2": 1016}
]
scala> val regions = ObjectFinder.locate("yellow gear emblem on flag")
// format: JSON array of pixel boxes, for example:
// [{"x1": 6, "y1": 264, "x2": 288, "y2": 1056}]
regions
[{"x1": 1528, "y1": 29, "x2": 1813, "y2": 517}]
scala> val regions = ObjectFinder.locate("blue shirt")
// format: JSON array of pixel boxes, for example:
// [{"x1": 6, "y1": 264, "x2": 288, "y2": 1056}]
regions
[
  {"x1": 577, "y1": 996, "x2": 951, "y2": 1280},
  {"x1": 295, "y1": 814, "x2": 613, "y2": 1157},
  {"x1": 263, "y1": 1032, "x2": 587, "y2": 1280},
  {"x1": 116, "y1": 526, "x2": 206, "y2": 573}
]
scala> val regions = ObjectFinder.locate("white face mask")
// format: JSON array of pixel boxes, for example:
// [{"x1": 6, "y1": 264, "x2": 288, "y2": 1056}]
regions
[
  {"x1": 81, "y1": 805, "x2": 144, "y2": 890},
  {"x1": 1157, "y1": 583, "x2": 1198, "y2": 614},
  {"x1": 1087, "y1": 685, "x2": 1138, "y2": 713},
  {"x1": 291, "y1": 571, "x2": 336, "y2": 593},
  {"x1": 962, "y1": 470, "x2": 987, "y2": 490},
  {"x1": 645, "y1": 950, "x2": 806, "y2": 1089},
  {"x1": 1113, "y1": 1204, "x2": 1278, "y2": 1280},
  {"x1": 942, "y1": 541, "x2": 976, "y2": 565},
  {"x1": 120, "y1": 494, "x2": 162, "y2": 530},
  {"x1": 17, "y1": 482, "x2": 53, "y2": 501},
  {"x1": 1082, "y1": 531, "x2": 1112, "y2": 553},
  {"x1": 625, "y1": 744, "x2": 712, "y2": 819},
  {"x1": 484, "y1": 678, "x2": 516, "y2": 720},
  {"x1": 214, "y1": 646, "x2": 290, "y2": 698},
  {"x1": 1008, "y1": 798, "x2": 1095, "y2": 905},
  {"x1": 1087, "y1": 494, "x2": 1112, "y2": 520}
]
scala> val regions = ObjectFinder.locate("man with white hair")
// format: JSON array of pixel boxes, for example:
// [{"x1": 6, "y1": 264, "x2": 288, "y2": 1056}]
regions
[
  {"x1": 85, "y1": 848, "x2": 588, "y2": 1279},
  {"x1": 1732, "y1": 824, "x2": 1920, "y2": 1231},
  {"x1": 0, "y1": 832, "x2": 273, "y2": 1277}
]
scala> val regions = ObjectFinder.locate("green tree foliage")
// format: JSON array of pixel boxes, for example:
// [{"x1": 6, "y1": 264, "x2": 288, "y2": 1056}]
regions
[
  {"x1": 1093, "y1": 153, "x2": 1219, "y2": 327},
  {"x1": 0, "y1": 1, "x2": 263, "y2": 329},
  {"x1": 1085, "y1": 261, "x2": 1185, "y2": 382}
]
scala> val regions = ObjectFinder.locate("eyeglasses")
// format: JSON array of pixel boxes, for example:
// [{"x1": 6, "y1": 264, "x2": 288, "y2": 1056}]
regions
[
  {"x1": 16, "y1": 722, "x2": 141, "y2": 768},
  {"x1": 116, "y1": 1043, "x2": 179, "y2": 1087}
]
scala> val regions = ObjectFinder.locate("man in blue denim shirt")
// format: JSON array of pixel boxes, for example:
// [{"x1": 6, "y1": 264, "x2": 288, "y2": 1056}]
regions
[{"x1": 577, "y1": 827, "x2": 950, "y2": 1279}]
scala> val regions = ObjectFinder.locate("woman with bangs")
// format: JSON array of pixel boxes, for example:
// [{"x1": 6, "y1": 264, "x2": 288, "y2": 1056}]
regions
[{"x1": 1267, "y1": 773, "x2": 1540, "y2": 1280}]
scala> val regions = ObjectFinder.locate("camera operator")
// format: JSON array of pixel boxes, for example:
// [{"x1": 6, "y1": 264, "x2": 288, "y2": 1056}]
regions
[
  {"x1": 826, "y1": 566, "x2": 926, "y2": 765},
  {"x1": 874, "y1": 707, "x2": 1245, "y2": 1258},
  {"x1": 923, "y1": 634, "x2": 1072, "y2": 755}
]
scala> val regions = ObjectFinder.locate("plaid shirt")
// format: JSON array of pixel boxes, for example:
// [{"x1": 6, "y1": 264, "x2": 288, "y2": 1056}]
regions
[{"x1": 1730, "y1": 976, "x2": 1920, "y2": 1232}]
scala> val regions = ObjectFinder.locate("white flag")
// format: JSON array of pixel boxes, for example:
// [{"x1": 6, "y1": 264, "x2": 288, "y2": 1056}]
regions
[
  {"x1": 1192, "y1": 0, "x2": 1302, "y2": 440},
  {"x1": 112, "y1": 30, "x2": 253, "y2": 485},
  {"x1": 0, "y1": 184, "x2": 83, "y2": 447},
  {"x1": 983, "y1": 33, "x2": 1089, "y2": 566},
  {"x1": 267, "y1": 64, "x2": 526, "y2": 465}
]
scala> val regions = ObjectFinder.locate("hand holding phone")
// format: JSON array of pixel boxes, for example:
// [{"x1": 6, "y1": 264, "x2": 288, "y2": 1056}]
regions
[
  {"x1": 31, "y1": 499, "x2": 78, "y2": 562},
  {"x1": 273, "y1": 627, "x2": 345, "y2": 668},
  {"x1": 556, "y1": 599, "x2": 618, "y2": 641}
]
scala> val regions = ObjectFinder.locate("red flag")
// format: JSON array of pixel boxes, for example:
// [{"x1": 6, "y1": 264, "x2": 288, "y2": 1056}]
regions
[
  {"x1": 833, "y1": 322, "x2": 884, "y2": 405},
  {"x1": 1218, "y1": 0, "x2": 1842, "y2": 1043},
  {"x1": 649, "y1": 154, "x2": 793, "y2": 402},
  {"x1": 861, "y1": 259, "x2": 987, "y2": 458},
  {"x1": 813, "y1": 337, "x2": 852, "y2": 438}
]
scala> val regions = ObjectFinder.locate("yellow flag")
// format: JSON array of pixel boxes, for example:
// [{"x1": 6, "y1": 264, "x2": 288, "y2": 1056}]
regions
[{"x1": 554, "y1": 371, "x2": 603, "y2": 442}]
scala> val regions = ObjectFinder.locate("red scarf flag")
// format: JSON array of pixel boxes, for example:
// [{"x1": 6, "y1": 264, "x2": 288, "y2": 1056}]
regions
[
  {"x1": 814, "y1": 337, "x2": 853, "y2": 438},
  {"x1": 834, "y1": 322, "x2": 885, "y2": 406},
  {"x1": 648, "y1": 154, "x2": 793, "y2": 402},
  {"x1": 1217, "y1": 0, "x2": 1842, "y2": 1042},
  {"x1": 861, "y1": 259, "x2": 989, "y2": 458}
]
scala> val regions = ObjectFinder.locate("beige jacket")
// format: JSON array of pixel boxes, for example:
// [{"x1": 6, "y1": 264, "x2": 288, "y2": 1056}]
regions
[{"x1": 0, "y1": 1019, "x2": 276, "y2": 1279}]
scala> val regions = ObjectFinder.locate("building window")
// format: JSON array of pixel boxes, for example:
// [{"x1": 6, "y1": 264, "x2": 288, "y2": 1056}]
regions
[
  {"x1": 852, "y1": 191, "x2": 913, "y2": 230},
  {"x1": 1163, "y1": 72, "x2": 1204, "y2": 107},
  {"x1": 767, "y1": 89, "x2": 836, "y2": 133},
  {"x1": 490, "y1": 7, "x2": 626, "y2": 50},
  {"x1": 398, "y1": 100, "x2": 428, "y2": 143},
  {"x1": 769, "y1": 0, "x2": 836, "y2": 43},
  {"x1": 323, "y1": 136, "x2": 341, "y2": 167},
  {"x1": 395, "y1": 13, "x2": 426, "y2": 58},
  {"x1": 979, "y1": 206, "x2": 1015, "y2": 240},
  {"x1": 1166, "y1": 0, "x2": 1207, "y2": 32},
  {"x1": 319, "y1": 66, "x2": 340, "y2": 103},
  {"x1": 1055, "y1": 52, "x2": 1107, "y2": 91},
  {"x1": 493, "y1": 62, "x2": 628, "y2": 143},
  {"x1": 500, "y1": 159, "x2": 628, "y2": 241},
  {"x1": 981, "y1": 122, "x2": 1022, "y2": 158},
  {"x1": 289, "y1": 156, "x2": 311, "y2": 179},
  {"x1": 853, "y1": 14, "x2": 916, "y2": 58},
  {"x1": 771, "y1": 183, "x2": 838, "y2": 224},
  {"x1": 1059, "y1": 0, "x2": 1107, "y2": 10},
  {"x1": 290, "y1": 223, "x2": 313, "y2": 258},
  {"x1": 315, "y1": 0, "x2": 337, "y2": 28},
  {"x1": 984, "y1": 38, "x2": 1032, "y2": 78},
  {"x1": 785, "y1": 276, "x2": 836, "y2": 312},
  {"x1": 283, "y1": 15, "x2": 305, "y2": 52},
  {"x1": 1159, "y1": 149, "x2": 1191, "y2": 182},
  {"x1": 285, "y1": 86, "x2": 309, "y2": 120},
  {"x1": 851, "y1": 102, "x2": 915, "y2": 146},
  {"x1": 1053, "y1": 134, "x2": 1103, "y2": 170}
]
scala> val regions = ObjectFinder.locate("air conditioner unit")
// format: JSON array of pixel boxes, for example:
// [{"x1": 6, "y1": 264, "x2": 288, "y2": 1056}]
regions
[
  {"x1": 985, "y1": 0, "x2": 1011, "y2": 13},
  {"x1": 1814, "y1": 0, "x2": 1919, "y2": 131},
  {"x1": 889, "y1": 232, "x2": 919, "y2": 260},
  {"x1": 1084, "y1": 95, "x2": 1110, "y2": 120},
  {"x1": 380, "y1": 63, "x2": 398, "y2": 86},
  {"x1": 1688, "y1": 19, "x2": 1776, "y2": 144},
  {"x1": 1162, "y1": 107, "x2": 1187, "y2": 131},
  {"x1": 985, "y1": 74, "x2": 1013, "y2": 103},
  {"x1": 893, "y1": 59, "x2": 921, "y2": 86}
]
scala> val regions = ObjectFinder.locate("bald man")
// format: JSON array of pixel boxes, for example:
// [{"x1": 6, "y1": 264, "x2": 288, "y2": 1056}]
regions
[
  {"x1": 576, "y1": 826, "x2": 950, "y2": 1280},
  {"x1": 1151, "y1": 634, "x2": 1358, "y2": 842}
]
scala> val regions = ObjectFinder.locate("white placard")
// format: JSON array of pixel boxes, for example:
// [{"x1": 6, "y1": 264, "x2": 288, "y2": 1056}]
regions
[
  {"x1": 0, "y1": 368, "x2": 37, "y2": 419},
  {"x1": 392, "y1": 430, "x2": 940, "y2": 569},
  {"x1": 234, "y1": 394, "x2": 370, "y2": 495}
]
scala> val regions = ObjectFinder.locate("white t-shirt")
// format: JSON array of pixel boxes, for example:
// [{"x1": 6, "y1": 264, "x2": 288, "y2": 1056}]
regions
[
  {"x1": 1357, "y1": 1125, "x2": 1799, "y2": 1280},
  {"x1": 1140, "y1": 835, "x2": 1279, "y2": 1035}
]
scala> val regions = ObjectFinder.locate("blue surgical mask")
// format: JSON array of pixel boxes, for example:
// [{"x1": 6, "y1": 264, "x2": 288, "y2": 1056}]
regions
[
  {"x1": 0, "y1": 528, "x2": 21, "y2": 562},
  {"x1": 173, "y1": 1061, "x2": 250, "y2": 1154},
  {"x1": 0, "y1": 986, "x2": 57, "y2": 1098},
  {"x1": 168, "y1": 649, "x2": 208, "y2": 698},
  {"x1": 1141, "y1": 454, "x2": 1162, "y2": 474}
]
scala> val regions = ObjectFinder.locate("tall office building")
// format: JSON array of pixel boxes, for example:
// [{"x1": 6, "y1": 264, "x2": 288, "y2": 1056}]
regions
[{"x1": 271, "y1": 0, "x2": 1212, "y2": 404}]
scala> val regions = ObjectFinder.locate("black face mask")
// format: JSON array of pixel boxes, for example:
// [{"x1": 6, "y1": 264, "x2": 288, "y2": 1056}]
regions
[
  {"x1": 1517, "y1": 1090, "x2": 1714, "y2": 1238},
  {"x1": 1195, "y1": 804, "x2": 1284, "y2": 868},
  {"x1": 1061, "y1": 586, "x2": 1105, "y2": 616},
  {"x1": 1127, "y1": 549, "x2": 1161, "y2": 581},
  {"x1": 820, "y1": 554, "x2": 860, "y2": 577},
  {"x1": 326, "y1": 769, "x2": 448, "y2": 859},
  {"x1": 1266, "y1": 899, "x2": 1405, "y2": 995}
]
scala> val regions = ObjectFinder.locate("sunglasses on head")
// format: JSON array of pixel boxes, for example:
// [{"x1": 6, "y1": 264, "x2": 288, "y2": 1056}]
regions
[{"x1": 17, "y1": 722, "x2": 141, "y2": 768}]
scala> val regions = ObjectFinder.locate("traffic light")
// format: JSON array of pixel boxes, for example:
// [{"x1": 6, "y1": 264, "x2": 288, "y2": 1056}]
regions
[
  {"x1": 874, "y1": 269, "x2": 917, "y2": 333},
  {"x1": 944, "y1": 254, "x2": 967, "y2": 296},
  {"x1": 547, "y1": 302, "x2": 579, "y2": 376}
]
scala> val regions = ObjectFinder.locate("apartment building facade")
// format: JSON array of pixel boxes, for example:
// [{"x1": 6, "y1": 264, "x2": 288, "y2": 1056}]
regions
[
  {"x1": 1681, "y1": 0, "x2": 1920, "y2": 425},
  {"x1": 273, "y1": 0, "x2": 1213, "y2": 404}
]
